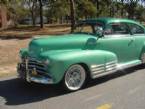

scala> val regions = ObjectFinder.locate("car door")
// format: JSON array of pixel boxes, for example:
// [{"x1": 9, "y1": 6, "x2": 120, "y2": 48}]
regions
[
  {"x1": 95, "y1": 22, "x2": 136, "y2": 63},
  {"x1": 127, "y1": 23, "x2": 145, "y2": 60}
]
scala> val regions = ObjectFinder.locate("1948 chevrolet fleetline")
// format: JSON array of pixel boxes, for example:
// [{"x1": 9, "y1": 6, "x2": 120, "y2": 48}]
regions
[{"x1": 17, "y1": 18, "x2": 145, "y2": 91}]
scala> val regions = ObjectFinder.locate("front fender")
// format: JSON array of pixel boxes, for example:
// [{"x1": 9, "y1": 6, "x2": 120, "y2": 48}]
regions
[{"x1": 40, "y1": 50, "x2": 117, "y2": 84}]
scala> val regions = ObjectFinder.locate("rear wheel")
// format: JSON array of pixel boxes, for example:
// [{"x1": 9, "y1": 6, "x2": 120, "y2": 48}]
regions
[{"x1": 63, "y1": 64, "x2": 86, "y2": 91}]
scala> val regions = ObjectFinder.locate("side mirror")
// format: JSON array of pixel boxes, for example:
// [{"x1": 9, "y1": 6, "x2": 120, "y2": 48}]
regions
[
  {"x1": 95, "y1": 27, "x2": 104, "y2": 37},
  {"x1": 96, "y1": 31, "x2": 104, "y2": 38}
]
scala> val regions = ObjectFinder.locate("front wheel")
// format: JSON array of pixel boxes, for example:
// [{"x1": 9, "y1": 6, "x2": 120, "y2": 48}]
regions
[{"x1": 63, "y1": 64, "x2": 86, "y2": 91}]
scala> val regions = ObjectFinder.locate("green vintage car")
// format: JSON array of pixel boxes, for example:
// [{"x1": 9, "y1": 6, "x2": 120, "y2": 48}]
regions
[{"x1": 17, "y1": 18, "x2": 145, "y2": 91}]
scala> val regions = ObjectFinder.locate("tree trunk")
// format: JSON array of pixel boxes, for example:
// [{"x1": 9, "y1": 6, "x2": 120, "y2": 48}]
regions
[
  {"x1": 127, "y1": 1, "x2": 136, "y2": 19},
  {"x1": 70, "y1": 0, "x2": 75, "y2": 32},
  {"x1": 0, "y1": 5, "x2": 8, "y2": 28},
  {"x1": 96, "y1": 0, "x2": 99, "y2": 17},
  {"x1": 38, "y1": 0, "x2": 43, "y2": 28},
  {"x1": 121, "y1": 0, "x2": 124, "y2": 17},
  {"x1": 31, "y1": 11, "x2": 36, "y2": 26},
  {"x1": 31, "y1": 1, "x2": 36, "y2": 26}
]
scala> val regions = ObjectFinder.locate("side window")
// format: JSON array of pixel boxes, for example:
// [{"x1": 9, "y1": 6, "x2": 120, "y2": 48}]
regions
[
  {"x1": 128, "y1": 23, "x2": 144, "y2": 34},
  {"x1": 104, "y1": 23, "x2": 130, "y2": 35},
  {"x1": 74, "y1": 24, "x2": 94, "y2": 34},
  {"x1": 81, "y1": 25, "x2": 93, "y2": 33}
]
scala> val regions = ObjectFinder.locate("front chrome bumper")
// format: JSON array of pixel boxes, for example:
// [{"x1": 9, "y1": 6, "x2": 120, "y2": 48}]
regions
[
  {"x1": 28, "y1": 76, "x2": 53, "y2": 84},
  {"x1": 17, "y1": 62, "x2": 53, "y2": 84}
]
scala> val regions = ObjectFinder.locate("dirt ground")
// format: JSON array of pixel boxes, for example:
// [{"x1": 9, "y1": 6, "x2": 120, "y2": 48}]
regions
[
  {"x1": 0, "y1": 26, "x2": 70, "y2": 77},
  {"x1": 0, "y1": 25, "x2": 70, "y2": 39},
  {"x1": 0, "y1": 39, "x2": 30, "y2": 77}
]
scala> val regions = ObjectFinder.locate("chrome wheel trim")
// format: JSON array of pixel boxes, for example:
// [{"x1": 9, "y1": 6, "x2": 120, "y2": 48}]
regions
[{"x1": 65, "y1": 65, "x2": 86, "y2": 91}]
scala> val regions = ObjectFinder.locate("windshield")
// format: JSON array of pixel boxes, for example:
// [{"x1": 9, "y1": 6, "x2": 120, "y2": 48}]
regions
[{"x1": 73, "y1": 22, "x2": 104, "y2": 35}]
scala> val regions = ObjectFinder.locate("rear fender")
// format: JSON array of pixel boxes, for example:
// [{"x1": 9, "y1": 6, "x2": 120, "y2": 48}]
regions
[{"x1": 140, "y1": 43, "x2": 145, "y2": 63}]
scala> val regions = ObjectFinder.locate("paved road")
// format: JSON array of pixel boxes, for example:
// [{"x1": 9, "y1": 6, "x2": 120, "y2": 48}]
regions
[{"x1": 0, "y1": 65, "x2": 145, "y2": 109}]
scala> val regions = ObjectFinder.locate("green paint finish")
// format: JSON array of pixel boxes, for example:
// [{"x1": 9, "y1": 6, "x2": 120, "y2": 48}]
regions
[
  {"x1": 28, "y1": 34, "x2": 94, "y2": 58},
  {"x1": 20, "y1": 48, "x2": 28, "y2": 58},
  {"x1": 19, "y1": 18, "x2": 145, "y2": 84},
  {"x1": 39, "y1": 50, "x2": 117, "y2": 83},
  {"x1": 79, "y1": 17, "x2": 143, "y2": 26}
]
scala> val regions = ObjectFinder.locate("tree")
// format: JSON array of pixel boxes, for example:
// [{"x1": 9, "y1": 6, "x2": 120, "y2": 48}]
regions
[
  {"x1": 120, "y1": 0, "x2": 125, "y2": 17},
  {"x1": 69, "y1": 0, "x2": 75, "y2": 32},
  {"x1": 24, "y1": 0, "x2": 39, "y2": 26},
  {"x1": 38, "y1": 0, "x2": 43, "y2": 28},
  {"x1": 0, "y1": 0, "x2": 10, "y2": 4},
  {"x1": 96, "y1": 0, "x2": 100, "y2": 17},
  {"x1": 45, "y1": 0, "x2": 69, "y2": 23},
  {"x1": 2, "y1": 0, "x2": 145, "y2": 27},
  {"x1": 0, "y1": 0, "x2": 29, "y2": 26},
  {"x1": 76, "y1": 0, "x2": 96, "y2": 19},
  {"x1": 124, "y1": 0, "x2": 140, "y2": 19}
]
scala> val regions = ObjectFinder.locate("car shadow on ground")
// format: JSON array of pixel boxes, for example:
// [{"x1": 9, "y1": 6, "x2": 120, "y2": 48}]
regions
[{"x1": 0, "y1": 64, "x2": 144, "y2": 106}]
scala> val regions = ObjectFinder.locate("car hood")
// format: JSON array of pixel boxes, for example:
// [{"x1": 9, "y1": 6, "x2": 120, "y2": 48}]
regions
[{"x1": 28, "y1": 34, "x2": 96, "y2": 58}]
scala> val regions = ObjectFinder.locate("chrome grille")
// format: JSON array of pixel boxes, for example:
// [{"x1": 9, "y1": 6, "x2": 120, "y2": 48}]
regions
[{"x1": 28, "y1": 59, "x2": 47, "y2": 74}]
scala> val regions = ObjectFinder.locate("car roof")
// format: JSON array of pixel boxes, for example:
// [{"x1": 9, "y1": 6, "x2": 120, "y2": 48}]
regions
[{"x1": 79, "y1": 17, "x2": 141, "y2": 25}]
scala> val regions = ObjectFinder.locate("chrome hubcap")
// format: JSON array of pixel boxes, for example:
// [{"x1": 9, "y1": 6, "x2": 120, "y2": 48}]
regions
[{"x1": 65, "y1": 67, "x2": 86, "y2": 90}]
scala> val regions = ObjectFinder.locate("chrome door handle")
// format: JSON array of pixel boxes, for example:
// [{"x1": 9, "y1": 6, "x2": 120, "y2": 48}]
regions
[{"x1": 128, "y1": 38, "x2": 135, "y2": 46}]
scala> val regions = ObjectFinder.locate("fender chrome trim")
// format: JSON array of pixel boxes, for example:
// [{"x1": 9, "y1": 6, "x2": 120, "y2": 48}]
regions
[{"x1": 91, "y1": 60, "x2": 142, "y2": 79}]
